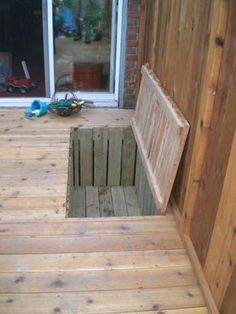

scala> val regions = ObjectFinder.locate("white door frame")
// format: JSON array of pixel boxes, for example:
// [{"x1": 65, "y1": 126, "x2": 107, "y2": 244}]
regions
[{"x1": 0, "y1": 0, "x2": 124, "y2": 107}]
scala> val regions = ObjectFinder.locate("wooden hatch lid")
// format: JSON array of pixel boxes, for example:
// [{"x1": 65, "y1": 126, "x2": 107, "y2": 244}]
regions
[{"x1": 131, "y1": 65, "x2": 189, "y2": 214}]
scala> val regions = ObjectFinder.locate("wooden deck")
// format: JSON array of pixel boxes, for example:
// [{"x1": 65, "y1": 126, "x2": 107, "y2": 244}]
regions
[
  {"x1": 0, "y1": 109, "x2": 133, "y2": 221},
  {"x1": 0, "y1": 109, "x2": 208, "y2": 313}
]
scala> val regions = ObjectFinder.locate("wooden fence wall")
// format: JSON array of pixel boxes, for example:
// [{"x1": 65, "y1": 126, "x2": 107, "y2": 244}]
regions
[{"x1": 138, "y1": 0, "x2": 236, "y2": 313}]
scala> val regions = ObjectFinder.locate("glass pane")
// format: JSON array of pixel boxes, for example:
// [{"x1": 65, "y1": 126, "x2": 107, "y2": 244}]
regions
[
  {"x1": 53, "y1": 0, "x2": 114, "y2": 92},
  {"x1": 0, "y1": 0, "x2": 46, "y2": 97}
]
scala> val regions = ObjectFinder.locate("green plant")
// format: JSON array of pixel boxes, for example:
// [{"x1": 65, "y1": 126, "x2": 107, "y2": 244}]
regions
[
  {"x1": 88, "y1": 0, "x2": 102, "y2": 27},
  {"x1": 82, "y1": 0, "x2": 103, "y2": 43}
]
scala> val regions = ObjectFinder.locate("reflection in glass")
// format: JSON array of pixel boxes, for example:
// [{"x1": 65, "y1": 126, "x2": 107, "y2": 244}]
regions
[
  {"x1": 0, "y1": 0, "x2": 45, "y2": 97},
  {"x1": 53, "y1": 0, "x2": 113, "y2": 92}
]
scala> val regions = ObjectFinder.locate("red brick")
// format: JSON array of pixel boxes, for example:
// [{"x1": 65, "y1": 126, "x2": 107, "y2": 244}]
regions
[
  {"x1": 122, "y1": 0, "x2": 141, "y2": 108},
  {"x1": 128, "y1": 26, "x2": 139, "y2": 34},
  {"x1": 127, "y1": 33, "x2": 138, "y2": 41},
  {"x1": 127, "y1": 40, "x2": 138, "y2": 47}
]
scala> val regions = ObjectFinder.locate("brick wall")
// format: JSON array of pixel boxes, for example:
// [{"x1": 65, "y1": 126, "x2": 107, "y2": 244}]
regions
[{"x1": 123, "y1": 0, "x2": 141, "y2": 109}]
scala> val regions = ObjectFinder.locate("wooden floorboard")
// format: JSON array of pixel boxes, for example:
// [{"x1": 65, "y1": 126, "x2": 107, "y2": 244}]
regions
[
  {"x1": 0, "y1": 233, "x2": 184, "y2": 254},
  {"x1": 0, "y1": 287, "x2": 206, "y2": 313},
  {"x1": 0, "y1": 249, "x2": 191, "y2": 272},
  {"x1": 0, "y1": 109, "x2": 208, "y2": 313},
  {"x1": 0, "y1": 267, "x2": 197, "y2": 293},
  {"x1": 98, "y1": 186, "x2": 114, "y2": 217},
  {"x1": 0, "y1": 219, "x2": 177, "y2": 236},
  {"x1": 70, "y1": 186, "x2": 141, "y2": 218}
]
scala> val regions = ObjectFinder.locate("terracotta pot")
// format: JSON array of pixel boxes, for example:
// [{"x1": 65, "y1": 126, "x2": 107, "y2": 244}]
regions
[{"x1": 73, "y1": 63, "x2": 103, "y2": 90}]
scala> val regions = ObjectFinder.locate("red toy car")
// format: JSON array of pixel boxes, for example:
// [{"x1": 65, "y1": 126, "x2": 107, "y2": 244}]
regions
[
  {"x1": 6, "y1": 77, "x2": 33, "y2": 94},
  {"x1": 6, "y1": 61, "x2": 34, "y2": 94}
]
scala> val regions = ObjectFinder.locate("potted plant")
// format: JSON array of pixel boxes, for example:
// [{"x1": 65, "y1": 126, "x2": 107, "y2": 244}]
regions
[{"x1": 82, "y1": 0, "x2": 103, "y2": 43}]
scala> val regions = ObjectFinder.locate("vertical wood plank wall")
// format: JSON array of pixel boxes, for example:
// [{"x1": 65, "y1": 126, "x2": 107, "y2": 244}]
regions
[
  {"x1": 138, "y1": 0, "x2": 236, "y2": 312},
  {"x1": 72, "y1": 127, "x2": 137, "y2": 187}
]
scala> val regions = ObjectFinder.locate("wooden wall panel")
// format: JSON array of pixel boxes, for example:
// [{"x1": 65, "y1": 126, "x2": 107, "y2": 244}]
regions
[
  {"x1": 138, "y1": 0, "x2": 236, "y2": 311},
  {"x1": 140, "y1": 0, "x2": 212, "y2": 214},
  {"x1": 203, "y1": 129, "x2": 236, "y2": 309},
  {"x1": 190, "y1": 0, "x2": 236, "y2": 265},
  {"x1": 221, "y1": 266, "x2": 236, "y2": 314}
]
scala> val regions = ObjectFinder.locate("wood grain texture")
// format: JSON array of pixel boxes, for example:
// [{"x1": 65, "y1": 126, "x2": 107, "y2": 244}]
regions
[
  {"x1": 204, "y1": 130, "x2": 236, "y2": 308},
  {"x1": 124, "y1": 186, "x2": 141, "y2": 216},
  {"x1": 180, "y1": 0, "x2": 230, "y2": 235},
  {"x1": 139, "y1": 1, "x2": 234, "y2": 312},
  {"x1": 107, "y1": 128, "x2": 123, "y2": 185},
  {"x1": 0, "y1": 249, "x2": 191, "y2": 272},
  {"x1": 70, "y1": 187, "x2": 86, "y2": 217},
  {"x1": 79, "y1": 128, "x2": 93, "y2": 185},
  {"x1": 0, "y1": 286, "x2": 205, "y2": 314},
  {"x1": 0, "y1": 200, "x2": 207, "y2": 313},
  {"x1": 98, "y1": 186, "x2": 114, "y2": 217},
  {"x1": 111, "y1": 186, "x2": 128, "y2": 217},
  {"x1": 0, "y1": 233, "x2": 183, "y2": 254},
  {"x1": 70, "y1": 186, "x2": 142, "y2": 218},
  {"x1": 121, "y1": 127, "x2": 137, "y2": 185},
  {"x1": 132, "y1": 65, "x2": 189, "y2": 213},
  {"x1": 85, "y1": 186, "x2": 100, "y2": 217},
  {"x1": 190, "y1": 0, "x2": 236, "y2": 266},
  {"x1": 0, "y1": 267, "x2": 197, "y2": 293},
  {"x1": 93, "y1": 128, "x2": 108, "y2": 186},
  {"x1": 72, "y1": 127, "x2": 137, "y2": 190},
  {"x1": 0, "y1": 109, "x2": 132, "y2": 222},
  {"x1": 221, "y1": 265, "x2": 236, "y2": 314}
]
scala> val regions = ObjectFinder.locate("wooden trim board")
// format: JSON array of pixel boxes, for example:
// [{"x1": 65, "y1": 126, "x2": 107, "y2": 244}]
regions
[{"x1": 184, "y1": 236, "x2": 219, "y2": 314}]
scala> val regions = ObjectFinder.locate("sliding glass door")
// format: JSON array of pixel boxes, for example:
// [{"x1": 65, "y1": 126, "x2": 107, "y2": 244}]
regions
[
  {"x1": 0, "y1": 0, "x2": 123, "y2": 106},
  {"x1": 53, "y1": 0, "x2": 117, "y2": 94}
]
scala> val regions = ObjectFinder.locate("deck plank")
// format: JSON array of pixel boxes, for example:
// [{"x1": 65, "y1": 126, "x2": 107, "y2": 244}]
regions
[
  {"x1": 0, "y1": 286, "x2": 206, "y2": 314},
  {"x1": 70, "y1": 187, "x2": 86, "y2": 217},
  {"x1": 0, "y1": 218, "x2": 177, "y2": 236},
  {"x1": 0, "y1": 233, "x2": 183, "y2": 254},
  {"x1": 110, "y1": 309, "x2": 209, "y2": 314},
  {"x1": 0, "y1": 249, "x2": 191, "y2": 272},
  {"x1": 111, "y1": 186, "x2": 128, "y2": 216},
  {"x1": 121, "y1": 128, "x2": 137, "y2": 185},
  {"x1": 85, "y1": 186, "x2": 100, "y2": 217},
  {"x1": 107, "y1": 128, "x2": 123, "y2": 185},
  {"x1": 124, "y1": 186, "x2": 142, "y2": 216},
  {"x1": 98, "y1": 186, "x2": 114, "y2": 217},
  {"x1": 93, "y1": 128, "x2": 108, "y2": 186},
  {"x1": 0, "y1": 267, "x2": 197, "y2": 293},
  {"x1": 79, "y1": 128, "x2": 93, "y2": 185}
]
